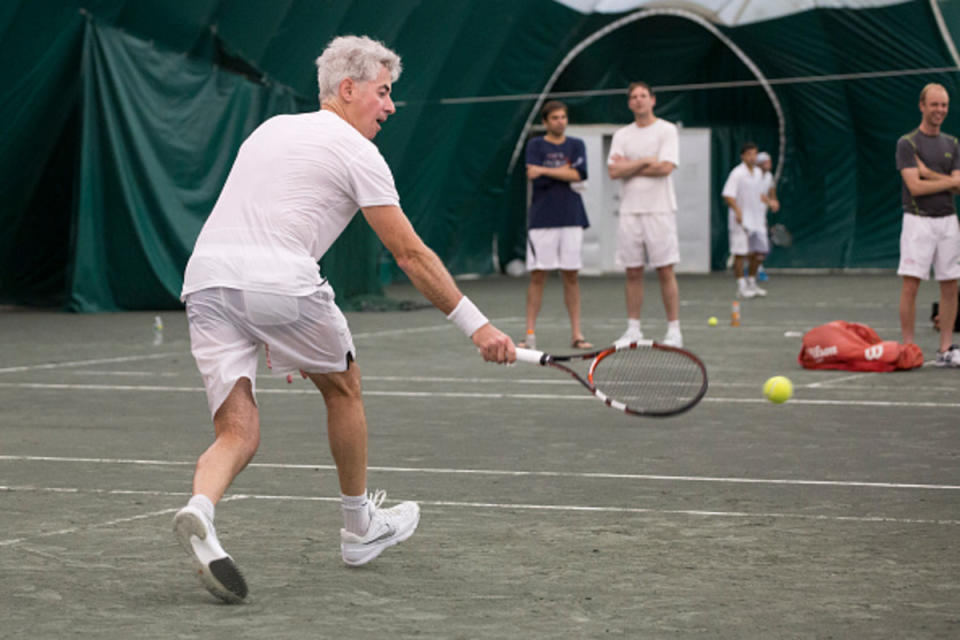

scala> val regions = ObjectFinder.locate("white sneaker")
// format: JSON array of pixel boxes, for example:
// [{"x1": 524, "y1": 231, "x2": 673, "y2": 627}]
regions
[
  {"x1": 934, "y1": 345, "x2": 960, "y2": 368},
  {"x1": 662, "y1": 329, "x2": 683, "y2": 348},
  {"x1": 616, "y1": 328, "x2": 644, "y2": 346},
  {"x1": 341, "y1": 490, "x2": 420, "y2": 567},
  {"x1": 751, "y1": 284, "x2": 768, "y2": 297},
  {"x1": 173, "y1": 506, "x2": 248, "y2": 603},
  {"x1": 738, "y1": 285, "x2": 757, "y2": 299}
]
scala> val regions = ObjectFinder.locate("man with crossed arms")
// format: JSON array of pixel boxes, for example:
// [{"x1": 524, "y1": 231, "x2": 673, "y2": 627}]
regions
[{"x1": 896, "y1": 82, "x2": 960, "y2": 367}]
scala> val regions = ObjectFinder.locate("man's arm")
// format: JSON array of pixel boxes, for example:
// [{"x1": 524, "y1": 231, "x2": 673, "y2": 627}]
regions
[
  {"x1": 362, "y1": 204, "x2": 514, "y2": 363},
  {"x1": 723, "y1": 196, "x2": 743, "y2": 225},
  {"x1": 900, "y1": 167, "x2": 960, "y2": 197},
  {"x1": 634, "y1": 160, "x2": 675, "y2": 177},
  {"x1": 527, "y1": 164, "x2": 582, "y2": 182},
  {"x1": 921, "y1": 157, "x2": 960, "y2": 194},
  {"x1": 763, "y1": 185, "x2": 780, "y2": 213},
  {"x1": 608, "y1": 154, "x2": 655, "y2": 179}
]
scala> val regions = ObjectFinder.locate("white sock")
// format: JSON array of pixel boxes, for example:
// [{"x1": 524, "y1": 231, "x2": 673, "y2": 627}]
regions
[
  {"x1": 667, "y1": 320, "x2": 680, "y2": 333},
  {"x1": 737, "y1": 277, "x2": 748, "y2": 289},
  {"x1": 627, "y1": 318, "x2": 641, "y2": 332},
  {"x1": 341, "y1": 492, "x2": 371, "y2": 535},
  {"x1": 188, "y1": 494, "x2": 215, "y2": 522},
  {"x1": 747, "y1": 276, "x2": 757, "y2": 287}
]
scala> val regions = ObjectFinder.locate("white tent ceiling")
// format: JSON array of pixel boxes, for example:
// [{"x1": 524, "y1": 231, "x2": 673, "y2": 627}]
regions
[{"x1": 554, "y1": 0, "x2": 911, "y2": 26}]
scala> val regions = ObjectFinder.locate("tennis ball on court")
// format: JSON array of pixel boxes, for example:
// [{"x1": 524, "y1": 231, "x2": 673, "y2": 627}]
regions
[
  {"x1": 763, "y1": 376, "x2": 793, "y2": 404},
  {"x1": 708, "y1": 316, "x2": 718, "y2": 326}
]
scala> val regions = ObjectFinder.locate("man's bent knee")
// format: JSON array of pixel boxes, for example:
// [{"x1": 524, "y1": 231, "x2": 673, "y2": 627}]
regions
[{"x1": 308, "y1": 360, "x2": 363, "y2": 400}]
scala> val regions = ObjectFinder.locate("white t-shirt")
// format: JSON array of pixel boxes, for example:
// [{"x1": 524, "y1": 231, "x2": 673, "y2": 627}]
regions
[
  {"x1": 722, "y1": 162, "x2": 767, "y2": 231},
  {"x1": 607, "y1": 118, "x2": 679, "y2": 214},
  {"x1": 181, "y1": 110, "x2": 399, "y2": 299}
]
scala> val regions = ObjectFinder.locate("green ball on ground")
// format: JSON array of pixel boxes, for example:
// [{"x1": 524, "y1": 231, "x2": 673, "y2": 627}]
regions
[{"x1": 763, "y1": 376, "x2": 793, "y2": 404}]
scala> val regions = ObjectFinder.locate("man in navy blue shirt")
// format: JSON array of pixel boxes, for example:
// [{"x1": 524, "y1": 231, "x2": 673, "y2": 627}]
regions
[{"x1": 520, "y1": 100, "x2": 592, "y2": 350}]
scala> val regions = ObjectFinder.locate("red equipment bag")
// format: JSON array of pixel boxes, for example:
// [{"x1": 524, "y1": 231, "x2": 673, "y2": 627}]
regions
[{"x1": 798, "y1": 321, "x2": 924, "y2": 372}]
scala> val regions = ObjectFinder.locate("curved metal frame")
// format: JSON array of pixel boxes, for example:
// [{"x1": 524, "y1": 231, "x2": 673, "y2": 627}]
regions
[
  {"x1": 928, "y1": 0, "x2": 960, "y2": 68},
  {"x1": 507, "y1": 7, "x2": 787, "y2": 183}
]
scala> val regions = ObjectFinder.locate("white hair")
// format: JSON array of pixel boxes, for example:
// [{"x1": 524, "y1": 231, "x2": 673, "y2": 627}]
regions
[{"x1": 315, "y1": 35, "x2": 402, "y2": 103}]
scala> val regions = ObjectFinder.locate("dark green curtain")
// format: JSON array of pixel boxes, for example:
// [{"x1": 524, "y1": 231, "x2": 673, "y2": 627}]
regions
[
  {"x1": 68, "y1": 19, "x2": 300, "y2": 311},
  {"x1": 1, "y1": 1, "x2": 958, "y2": 311},
  {"x1": 0, "y1": 2, "x2": 85, "y2": 305}
]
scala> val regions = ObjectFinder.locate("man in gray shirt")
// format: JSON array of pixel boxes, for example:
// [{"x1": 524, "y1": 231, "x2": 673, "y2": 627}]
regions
[{"x1": 896, "y1": 83, "x2": 960, "y2": 366}]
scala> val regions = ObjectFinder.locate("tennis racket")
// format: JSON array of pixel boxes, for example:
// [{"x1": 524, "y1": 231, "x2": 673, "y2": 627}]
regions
[
  {"x1": 769, "y1": 223, "x2": 793, "y2": 247},
  {"x1": 515, "y1": 340, "x2": 708, "y2": 418}
]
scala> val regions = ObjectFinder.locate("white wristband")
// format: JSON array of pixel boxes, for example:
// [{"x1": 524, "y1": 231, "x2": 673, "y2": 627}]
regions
[{"x1": 446, "y1": 296, "x2": 489, "y2": 337}]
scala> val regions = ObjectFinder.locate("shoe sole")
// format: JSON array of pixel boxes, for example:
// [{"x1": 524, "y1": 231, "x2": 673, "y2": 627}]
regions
[
  {"x1": 174, "y1": 511, "x2": 248, "y2": 603},
  {"x1": 342, "y1": 506, "x2": 421, "y2": 567}
]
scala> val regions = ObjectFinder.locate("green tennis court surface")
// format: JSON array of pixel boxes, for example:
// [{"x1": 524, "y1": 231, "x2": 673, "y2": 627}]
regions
[{"x1": 2, "y1": 273, "x2": 958, "y2": 638}]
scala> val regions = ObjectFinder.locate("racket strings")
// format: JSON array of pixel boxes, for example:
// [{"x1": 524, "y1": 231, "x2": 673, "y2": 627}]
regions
[{"x1": 589, "y1": 347, "x2": 705, "y2": 413}]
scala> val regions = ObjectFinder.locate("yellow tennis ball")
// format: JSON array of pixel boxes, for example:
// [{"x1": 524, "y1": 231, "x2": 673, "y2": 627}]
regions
[
  {"x1": 763, "y1": 376, "x2": 793, "y2": 404},
  {"x1": 708, "y1": 316, "x2": 718, "y2": 326}
]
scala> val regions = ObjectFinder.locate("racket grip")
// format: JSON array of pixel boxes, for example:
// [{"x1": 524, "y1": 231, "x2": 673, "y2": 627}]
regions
[{"x1": 515, "y1": 348, "x2": 546, "y2": 365}]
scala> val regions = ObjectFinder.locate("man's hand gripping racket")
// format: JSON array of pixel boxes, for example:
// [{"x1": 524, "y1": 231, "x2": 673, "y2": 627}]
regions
[{"x1": 515, "y1": 339, "x2": 708, "y2": 417}]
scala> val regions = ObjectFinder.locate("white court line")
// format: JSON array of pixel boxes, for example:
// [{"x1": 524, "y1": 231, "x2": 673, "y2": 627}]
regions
[
  {"x1": 2, "y1": 381, "x2": 959, "y2": 408},
  {"x1": 24, "y1": 370, "x2": 960, "y2": 394},
  {"x1": 805, "y1": 373, "x2": 872, "y2": 388},
  {"x1": 0, "y1": 492, "x2": 247, "y2": 547},
  {"x1": 0, "y1": 352, "x2": 177, "y2": 374},
  {"x1": 0, "y1": 485, "x2": 956, "y2": 529},
  {"x1": 364, "y1": 375, "x2": 568, "y2": 385},
  {"x1": 701, "y1": 397, "x2": 960, "y2": 408},
  {"x1": 69, "y1": 370, "x2": 180, "y2": 377},
  {"x1": 352, "y1": 324, "x2": 455, "y2": 339},
  {"x1": 3, "y1": 455, "x2": 958, "y2": 491},
  {"x1": 352, "y1": 316, "x2": 524, "y2": 339}
]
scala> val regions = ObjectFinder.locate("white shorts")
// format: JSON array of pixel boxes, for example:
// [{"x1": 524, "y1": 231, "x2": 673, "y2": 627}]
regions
[
  {"x1": 897, "y1": 213, "x2": 960, "y2": 281},
  {"x1": 526, "y1": 226, "x2": 583, "y2": 271},
  {"x1": 729, "y1": 223, "x2": 748, "y2": 256},
  {"x1": 616, "y1": 211, "x2": 679, "y2": 269},
  {"x1": 729, "y1": 224, "x2": 769, "y2": 256},
  {"x1": 185, "y1": 285, "x2": 355, "y2": 417}
]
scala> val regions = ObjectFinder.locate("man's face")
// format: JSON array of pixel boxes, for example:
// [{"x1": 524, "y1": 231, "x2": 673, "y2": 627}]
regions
[
  {"x1": 543, "y1": 109, "x2": 568, "y2": 137},
  {"x1": 628, "y1": 86, "x2": 655, "y2": 118},
  {"x1": 742, "y1": 148, "x2": 758, "y2": 167},
  {"x1": 758, "y1": 158, "x2": 771, "y2": 172},
  {"x1": 920, "y1": 87, "x2": 949, "y2": 129},
  {"x1": 349, "y1": 65, "x2": 396, "y2": 140}
]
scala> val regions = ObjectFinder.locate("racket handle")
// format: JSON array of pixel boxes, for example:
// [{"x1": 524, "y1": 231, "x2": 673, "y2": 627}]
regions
[{"x1": 515, "y1": 348, "x2": 546, "y2": 365}]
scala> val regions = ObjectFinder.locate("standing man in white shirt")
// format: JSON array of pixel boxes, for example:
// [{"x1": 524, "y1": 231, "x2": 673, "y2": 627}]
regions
[
  {"x1": 607, "y1": 81, "x2": 683, "y2": 347},
  {"x1": 174, "y1": 35, "x2": 515, "y2": 604},
  {"x1": 723, "y1": 142, "x2": 774, "y2": 298}
]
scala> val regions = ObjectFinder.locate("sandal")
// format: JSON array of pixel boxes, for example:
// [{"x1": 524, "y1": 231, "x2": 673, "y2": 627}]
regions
[{"x1": 571, "y1": 338, "x2": 593, "y2": 350}]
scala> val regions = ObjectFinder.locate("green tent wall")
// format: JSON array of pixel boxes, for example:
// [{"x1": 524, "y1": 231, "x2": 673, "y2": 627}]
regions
[{"x1": 0, "y1": 0, "x2": 958, "y2": 310}]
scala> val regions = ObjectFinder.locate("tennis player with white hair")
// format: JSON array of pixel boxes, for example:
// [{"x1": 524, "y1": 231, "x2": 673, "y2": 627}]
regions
[{"x1": 174, "y1": 35, "x2": 516, "y2": 603}]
